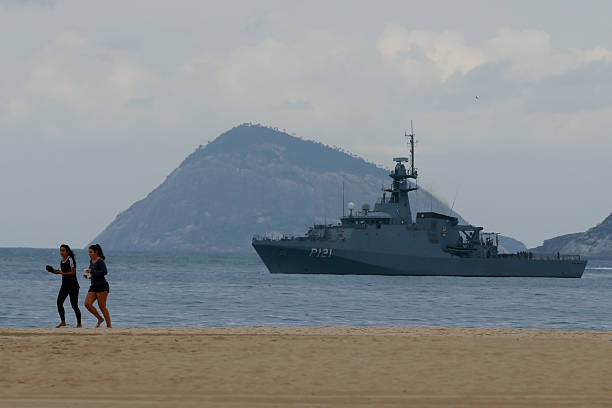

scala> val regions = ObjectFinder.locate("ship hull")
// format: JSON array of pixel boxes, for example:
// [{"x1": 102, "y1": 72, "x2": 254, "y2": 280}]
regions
[{"x1": 252, "y1": 241, "x2": 586, "y2": 278}]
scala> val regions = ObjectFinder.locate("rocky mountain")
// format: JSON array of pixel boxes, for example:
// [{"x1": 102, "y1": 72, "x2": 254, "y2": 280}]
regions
[
  {"x1": 497, "y1": 236, "x2": 527, "y2": 254},
  {"x1": 532, "y1": 213, "x2": 612, "y2": 259},
  {"x1": 91, "y1": 124, "x2": 520, "y2": 252}
]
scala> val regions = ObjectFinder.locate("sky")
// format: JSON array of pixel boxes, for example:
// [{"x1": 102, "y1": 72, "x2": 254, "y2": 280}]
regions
[{"x1": 1, "y1": 0, "x2": 611, "y2": 249}]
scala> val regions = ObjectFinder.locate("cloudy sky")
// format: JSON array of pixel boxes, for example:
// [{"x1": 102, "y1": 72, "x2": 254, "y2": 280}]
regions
[{"x1": 1, "y1": 0, "x2": 611, "y2": 248}]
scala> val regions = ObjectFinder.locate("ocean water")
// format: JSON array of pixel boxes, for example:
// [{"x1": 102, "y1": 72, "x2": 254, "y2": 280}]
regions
[{"x1": 1, "y1": 248, "x2": 611, "y2": 330}]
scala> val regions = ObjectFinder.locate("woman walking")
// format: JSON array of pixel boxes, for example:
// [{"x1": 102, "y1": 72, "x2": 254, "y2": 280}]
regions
[
  {"x1": 84, "y1": 244, "x2": 111, "y2": 328},
  {"x1": 53, "y1": 244, "x2": 82, "y2": 328}
]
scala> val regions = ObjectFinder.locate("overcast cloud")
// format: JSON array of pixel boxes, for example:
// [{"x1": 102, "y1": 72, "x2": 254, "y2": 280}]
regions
[{"x1": 1, "y1": 0, "x2": 611, "y2": 248}]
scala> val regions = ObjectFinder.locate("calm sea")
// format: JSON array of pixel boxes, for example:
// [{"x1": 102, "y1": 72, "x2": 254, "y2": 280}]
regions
[{"x1": 1, "y1": 248, "x2": 611, "y2": 330}]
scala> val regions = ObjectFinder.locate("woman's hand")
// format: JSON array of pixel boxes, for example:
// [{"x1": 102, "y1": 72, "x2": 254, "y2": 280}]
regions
[{"x1": 54, "y1": 270, "x2": 62, "y2": 274}]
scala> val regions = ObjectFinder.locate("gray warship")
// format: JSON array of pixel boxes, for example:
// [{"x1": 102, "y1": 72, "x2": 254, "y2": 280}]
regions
[{"x1": 252, "y1": 128, "x2": 586, "y2": 278}]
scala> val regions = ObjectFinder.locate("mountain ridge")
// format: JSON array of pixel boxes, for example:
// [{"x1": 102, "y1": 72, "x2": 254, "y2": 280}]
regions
[
  {"x1": 91, "y1": 124, "x2": 524, "y2": 253},
  {"x1": 532, "y1": 213, "x2": 612, "y2": 259}
]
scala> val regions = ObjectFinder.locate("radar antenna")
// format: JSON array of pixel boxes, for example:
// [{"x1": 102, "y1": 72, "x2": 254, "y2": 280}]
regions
[{"x1": 404, "y1": 120, "x2": 417, "y2": 179}]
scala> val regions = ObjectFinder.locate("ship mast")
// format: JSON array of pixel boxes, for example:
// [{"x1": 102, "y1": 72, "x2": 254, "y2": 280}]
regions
[
  {"x1": 409, "y1": 120, "x2": 415, "y2": 176},
  {"x1": 386, "y1": 122, "x2": 418, "y2": 205},
  {"x1": 371, "y1": 123, "x2": 420, "y2": 223},
  {"x1": 405, "y1": 120, "x2": 417, "y2": 179}
]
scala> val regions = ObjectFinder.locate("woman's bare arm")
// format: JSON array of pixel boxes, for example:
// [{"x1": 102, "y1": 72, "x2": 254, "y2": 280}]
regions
[{"x1": 54, "y1": 267, "x2": 77, "y2": 275}]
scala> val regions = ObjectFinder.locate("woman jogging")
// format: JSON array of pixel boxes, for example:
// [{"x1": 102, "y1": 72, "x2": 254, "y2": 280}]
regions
[
  {"x1": 83, "y1": 244, "x2": 111, "y2": 328},
  {"x1": 52, "y1": 244, "x2": 82, "y2": 328}
]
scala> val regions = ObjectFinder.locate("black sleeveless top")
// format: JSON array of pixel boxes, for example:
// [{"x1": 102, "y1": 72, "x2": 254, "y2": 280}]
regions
[{"x1": 60, "y1": 257, "x2": 79, "y2": 287}]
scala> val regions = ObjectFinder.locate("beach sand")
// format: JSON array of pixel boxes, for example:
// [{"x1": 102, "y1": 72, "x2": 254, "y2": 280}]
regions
[{"x1": 1, "y1": 326, "x2": 611, "y2": 407}]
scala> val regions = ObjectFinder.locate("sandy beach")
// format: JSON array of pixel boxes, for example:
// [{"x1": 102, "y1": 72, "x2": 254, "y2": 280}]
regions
[{"x1": 1, "y1": 326, "x2": 611, "y2": 407}]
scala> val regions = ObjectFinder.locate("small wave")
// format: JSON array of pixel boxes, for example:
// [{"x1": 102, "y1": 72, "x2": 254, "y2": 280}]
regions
[{"x1": 587, "y1": 267, "x2": 612, "y2": 270}]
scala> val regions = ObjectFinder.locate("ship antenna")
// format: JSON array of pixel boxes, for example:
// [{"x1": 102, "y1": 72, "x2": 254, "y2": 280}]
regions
[
  {"x1": 449, "y1": 186, "x2": 459, "y2": 217},
  {"x1": 409, "y1": 120, "x2": 416, "y2": 176},
  {"x1": 324, "y1": 194, "x2": 327, "y2": 226},
  {"x1": 342, "y1": 180, "x2": 345, "y2": 217}
]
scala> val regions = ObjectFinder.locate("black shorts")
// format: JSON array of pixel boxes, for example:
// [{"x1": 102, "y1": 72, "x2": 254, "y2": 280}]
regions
[{"x1": 88, "y1": 282, "x2": 110, "y2": 293}]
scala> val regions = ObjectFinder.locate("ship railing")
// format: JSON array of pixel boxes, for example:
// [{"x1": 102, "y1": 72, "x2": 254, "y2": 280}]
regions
[
  {"x1": 253, "y1": 235, "x2": 287, "y2": 242},
  {"x1": 252, "y1": 234, "x2": 317, "y2": 242},
  {"x1": 252, "y1": 234, "x2": 288, "y2": 241},
  {"x1": 497, "y1": 252, "x2": 581, "y2": 261}
]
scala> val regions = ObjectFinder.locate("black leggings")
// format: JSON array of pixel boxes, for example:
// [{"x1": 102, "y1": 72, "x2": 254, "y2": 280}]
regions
[{"x1": 57, "y1": 284, "x2": 81, "y2": 324}]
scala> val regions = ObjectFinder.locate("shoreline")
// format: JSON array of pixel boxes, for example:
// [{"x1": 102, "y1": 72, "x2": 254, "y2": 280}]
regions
[
  {"x1": 2, "y1": 325, "x2": 612, "y2": 337},
  {"x1": 2, "y1": 326, "x2": 612, "y2": 407}
]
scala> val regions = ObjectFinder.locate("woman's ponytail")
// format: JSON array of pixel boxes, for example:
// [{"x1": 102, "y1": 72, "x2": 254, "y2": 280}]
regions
[{"x1": 89, "y1": 243, "x2": 106, "y2": 260}]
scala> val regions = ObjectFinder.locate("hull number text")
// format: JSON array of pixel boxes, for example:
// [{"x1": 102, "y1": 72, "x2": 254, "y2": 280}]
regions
[{"x1": 310, "y1": 248, "x2": 333, "y2": 258}]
